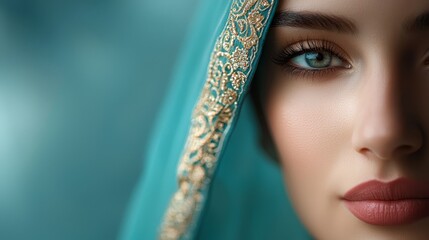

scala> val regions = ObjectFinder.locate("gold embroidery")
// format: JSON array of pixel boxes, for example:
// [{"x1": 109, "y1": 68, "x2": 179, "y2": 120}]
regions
[{"x1": 160, "y1": 1, "x2": 275, "y2": 239}]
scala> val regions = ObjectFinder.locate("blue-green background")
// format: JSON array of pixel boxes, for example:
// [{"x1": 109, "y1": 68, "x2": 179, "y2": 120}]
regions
[{"x1": 0, "y1": 1, "x2": 197, "y2": 239}]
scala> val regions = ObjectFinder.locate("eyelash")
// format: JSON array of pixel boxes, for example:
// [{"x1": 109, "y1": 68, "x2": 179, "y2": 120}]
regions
[{"x1": 273, "y1": 39, "x2": 351, "y2": 79}]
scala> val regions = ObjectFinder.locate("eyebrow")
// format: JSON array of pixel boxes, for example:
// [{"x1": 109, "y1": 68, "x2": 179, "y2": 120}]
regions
[
  {"x1": 406, "y1": 11, "x2": 429, "y2": 32},
  {"x1": 273, "y1": 10, "x2": 429, "y2": 34},
  {"x1": 271, "y1": 10, "x2": 357, "y2": 34}
]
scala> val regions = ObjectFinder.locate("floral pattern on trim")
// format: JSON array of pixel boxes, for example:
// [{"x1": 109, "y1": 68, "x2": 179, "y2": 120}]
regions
[{"x1": 160, "y1": 1, "x2": 274, "y2": 239}]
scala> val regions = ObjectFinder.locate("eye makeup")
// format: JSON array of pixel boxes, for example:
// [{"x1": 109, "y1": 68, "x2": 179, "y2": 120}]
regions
[{"x1": 272, "y1": 39, "x2": 352, "y2": 79}]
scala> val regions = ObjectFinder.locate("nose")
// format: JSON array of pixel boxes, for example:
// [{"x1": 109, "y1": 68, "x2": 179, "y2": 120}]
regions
[{"x1": 351, "y1": 67, "x2": 423, "y2": 161}]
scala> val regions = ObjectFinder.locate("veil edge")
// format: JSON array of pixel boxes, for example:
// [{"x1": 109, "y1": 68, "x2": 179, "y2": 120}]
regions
[{"x1": 159, "y1": 1, "x2": 277, "y2": 239}]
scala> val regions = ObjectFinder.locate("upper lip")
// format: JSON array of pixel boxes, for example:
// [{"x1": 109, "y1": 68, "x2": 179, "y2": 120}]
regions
[{"x1": 343, "y1": 178, "x2": 429, "y2": 201}]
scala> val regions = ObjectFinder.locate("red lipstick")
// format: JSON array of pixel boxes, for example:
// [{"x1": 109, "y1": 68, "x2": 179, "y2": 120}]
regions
[{"x1": 342, "y1": 178, "x2": 429, "y2": 225}]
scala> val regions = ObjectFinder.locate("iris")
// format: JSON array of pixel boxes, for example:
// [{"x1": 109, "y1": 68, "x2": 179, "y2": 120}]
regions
[{"x1": 304, "y1": 51, "x2": 332, "y2": 68}]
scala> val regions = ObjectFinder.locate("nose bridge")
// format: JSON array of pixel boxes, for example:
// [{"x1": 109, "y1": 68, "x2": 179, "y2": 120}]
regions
[
  {"x1": 363, "y1": 66, "x2": 402, "y2": 135},
  {"x1": 352, "y1": 58, "x2": 421, "y2": 161}
]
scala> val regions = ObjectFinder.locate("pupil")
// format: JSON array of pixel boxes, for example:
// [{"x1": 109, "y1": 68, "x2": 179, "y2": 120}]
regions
[{"x1": 305, "y1": 51, "x2": 332, "y2": 68}]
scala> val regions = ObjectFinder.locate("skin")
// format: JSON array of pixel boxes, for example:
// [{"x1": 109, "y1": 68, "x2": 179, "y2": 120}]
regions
[{"x1": 260, "y1": 0, "x2": 429, "y2": 239}]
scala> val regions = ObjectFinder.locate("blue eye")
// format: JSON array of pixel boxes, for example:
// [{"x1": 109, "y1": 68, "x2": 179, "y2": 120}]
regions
[
  {"x1": 290, "y1": 51, "x2": 345, "y2": 69},
  {"x1": 273, "y1": 40, "x2": 353, "y2": 78}
]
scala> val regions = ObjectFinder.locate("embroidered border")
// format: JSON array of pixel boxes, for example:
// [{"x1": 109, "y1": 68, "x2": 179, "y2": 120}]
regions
[{"x1": 160, "y1": 1, "x2": 275, "y2": 239}]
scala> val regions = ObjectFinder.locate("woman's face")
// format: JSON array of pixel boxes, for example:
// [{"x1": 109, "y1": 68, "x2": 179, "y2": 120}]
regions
[{"x1": 261, "y1": 0, "x2": 429, "y2": 239}]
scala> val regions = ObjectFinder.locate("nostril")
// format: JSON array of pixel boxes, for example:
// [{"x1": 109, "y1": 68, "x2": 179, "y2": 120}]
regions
[
  {"x1": 395, "y1": 144, "x2": 419, "y2": 155},
  {"x1": 398, "y1": 145, "x2": 412, "y2": 151},
  {"x1": 359, "y1": 148, "x2": 388, "y2": 160}
]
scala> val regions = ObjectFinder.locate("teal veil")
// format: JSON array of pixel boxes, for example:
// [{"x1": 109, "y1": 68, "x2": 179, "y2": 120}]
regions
[{"x1": 121, "y1": 0, "x2": 311, "y2": 239}]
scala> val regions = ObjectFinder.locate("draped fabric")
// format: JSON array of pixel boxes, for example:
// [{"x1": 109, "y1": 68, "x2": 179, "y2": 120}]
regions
[{"x1": 120, "y1": 1, "x2": 311, "y2": 239}]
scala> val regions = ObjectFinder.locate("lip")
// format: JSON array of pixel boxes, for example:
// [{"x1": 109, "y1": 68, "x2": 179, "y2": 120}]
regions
[{"x1": 342, "y1": 178, "x2": 429, "y2": 225}]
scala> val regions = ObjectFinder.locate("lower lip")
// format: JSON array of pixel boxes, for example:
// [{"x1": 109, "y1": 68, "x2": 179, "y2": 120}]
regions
[{"x1": 344, "y1": 199, "x2": 429, "y2": 225}]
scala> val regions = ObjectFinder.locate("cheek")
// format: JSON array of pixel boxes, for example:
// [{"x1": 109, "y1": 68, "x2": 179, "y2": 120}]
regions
[
  {"x1": 264, "y1": 79, "x2": 354, "y2": 233},
  {"x1": 266, "y1": 80, "x2": 352, "y2": 181},
  {"x1": 266, "y1": 85, "x2": 340, "y2": 192}
]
